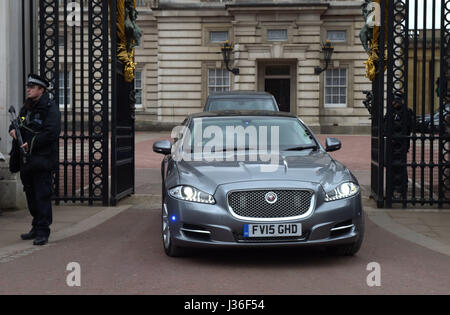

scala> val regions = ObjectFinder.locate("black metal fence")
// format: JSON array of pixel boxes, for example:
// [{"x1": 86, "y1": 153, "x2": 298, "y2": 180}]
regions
[
  {"x1": 109, "y1": 0, "x2": 136, "y2": 206},
  {"x1": 34, "y1": 0, "x2": 136, "y2": 205},
  {"x1": 372, "y1": 0, "x2": 450, "y2": 207}
]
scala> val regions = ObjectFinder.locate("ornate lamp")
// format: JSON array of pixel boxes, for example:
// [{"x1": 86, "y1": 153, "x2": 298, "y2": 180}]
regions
[
  {"x1": 221, "y1": 41, "x2": 240, "y2": 75},
  {"x1": 314, "y1": 40, "x2": 334, "y2": 75}
]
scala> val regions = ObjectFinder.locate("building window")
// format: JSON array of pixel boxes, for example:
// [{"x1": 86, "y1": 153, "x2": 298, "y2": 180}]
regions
[
  {"x1": 324, "y1": 68, "x2": 347, "y2": 107},
  {"x1": 59, "y1": 71, "x2": 70, "y2": 108},
  {"x1": 58, "y1": 35, "x2": 65, "y2": 47},
  {"x1": 135, "y1": 70, "x2": 142, "y2": 108},
  {"x1": 267, "y1": 29, "x2": 288, "y2": 41},
  {"x1": 326, "y1": 30, "x2": 347, "y2": 42},
  {"x1": 208, "y1": 68, "x2": 230, "y2": 94},
  {"x1": 210, "y1": 31, "x2": 229, "y2": 43}
]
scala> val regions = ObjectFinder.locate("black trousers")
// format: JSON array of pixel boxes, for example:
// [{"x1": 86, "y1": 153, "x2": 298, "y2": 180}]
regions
[
  {"x1": 392, "y1": 150, "x2": 409, "y2": 196},
  {"x1": 20, "y1": 170, "x2": 53, "y2": 238}
]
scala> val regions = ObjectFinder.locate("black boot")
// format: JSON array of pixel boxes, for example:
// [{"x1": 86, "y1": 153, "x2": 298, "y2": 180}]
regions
[
  {"x1": 20, "y1": 229, "x2": 37, "y2": 240},
  {"x1": 33, "y1": 235, "x2": 48, "y2": 246}
]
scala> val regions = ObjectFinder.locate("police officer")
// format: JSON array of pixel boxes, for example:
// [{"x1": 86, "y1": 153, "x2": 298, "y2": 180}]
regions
[
  {"x1": 384, "y1": 93, "x2": 413, "y2": 197},
  {"x1": 9, "y1": 74, "x2": 61, "y2": 246}
]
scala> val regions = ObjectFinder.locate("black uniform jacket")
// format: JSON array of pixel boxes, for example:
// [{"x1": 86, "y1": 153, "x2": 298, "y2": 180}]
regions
[{"x1": 9, "y1": 92, "x2": 61, "y2": 172}]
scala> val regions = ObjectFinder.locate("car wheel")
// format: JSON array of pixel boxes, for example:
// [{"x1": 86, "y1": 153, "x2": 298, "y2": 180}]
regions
[
  {"x1": 162, "y1": 199, "x2": 186, "y2": 257},
  {"x1": 328, "y1": 214, "x2": 365, "y2": 257}
]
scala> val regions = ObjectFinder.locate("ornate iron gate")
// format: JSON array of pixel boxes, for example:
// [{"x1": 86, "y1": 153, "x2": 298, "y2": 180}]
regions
[
  {"x1": 110, "y1": 0, "x2": 137, "y2": 206},
  {"x1": 35, "y1": 0, "x2": 136, "y2": 205},
  {"x1": 371, "y1": 0, "x2": 450, "y2": 207}
]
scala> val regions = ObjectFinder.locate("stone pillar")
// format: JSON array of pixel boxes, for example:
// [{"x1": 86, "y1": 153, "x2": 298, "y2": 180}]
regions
[
  {"x1": 0, "y1": 157, "x2": 27, "y2": 211},
  {"x1": 0, "y1": 0, "x2": 27, "y2": 211},
  {"x1": 0, "y1": 0, "x2": 11, "y2": 155},
  {"x1": 0, "y1": 0, "x2": 24, "y2": 154}
]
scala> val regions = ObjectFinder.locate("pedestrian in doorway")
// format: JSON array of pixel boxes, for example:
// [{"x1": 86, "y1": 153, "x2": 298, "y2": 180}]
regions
[{"x1": 9, "y1": 74, "x2": 61, "y2": 245}]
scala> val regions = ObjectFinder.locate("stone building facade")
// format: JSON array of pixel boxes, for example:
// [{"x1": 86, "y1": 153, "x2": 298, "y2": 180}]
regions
[
  {"x1": 0, "y1": 0, "x2": 371, "y2": 209},
  {"x1": 133, "y1": 0, "x2": 371, "y2": 133}
]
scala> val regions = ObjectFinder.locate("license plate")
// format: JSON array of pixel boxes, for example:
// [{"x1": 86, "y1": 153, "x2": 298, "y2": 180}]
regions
[{"x1": 243, "y1": 223, "x2": 302, "y2": 238}]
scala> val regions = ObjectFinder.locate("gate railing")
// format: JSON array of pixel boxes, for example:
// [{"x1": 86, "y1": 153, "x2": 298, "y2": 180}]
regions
[
  {"x1": 38, "y1": 0, "x2": 111, "y2": 205},
  {"x1": 372, "y1": 0, "x2": 450, "y2": 208}
]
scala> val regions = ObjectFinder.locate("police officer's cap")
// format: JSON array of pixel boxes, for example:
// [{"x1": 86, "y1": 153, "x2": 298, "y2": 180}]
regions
[{"x1": 27, "y1": 74, "x2": 50, "y2": 89}]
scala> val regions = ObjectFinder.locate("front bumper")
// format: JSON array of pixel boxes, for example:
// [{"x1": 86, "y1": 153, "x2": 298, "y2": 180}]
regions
[{"x1": 164, "y1": 181, "x2": 364, "y2": 248}]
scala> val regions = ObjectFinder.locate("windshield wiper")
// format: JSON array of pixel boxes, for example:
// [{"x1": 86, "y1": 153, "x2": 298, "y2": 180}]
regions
[
  {"x1": 284, "y1": 145, "x2": 318, "y2": 151},
  {"x1": 213, "y1": 146, "x2": 252, "y2": 153}
]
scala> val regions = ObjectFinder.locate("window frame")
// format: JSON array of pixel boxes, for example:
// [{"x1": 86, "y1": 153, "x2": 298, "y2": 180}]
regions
[
  {"x1": 326, "y1": 30, "x2": 347, "y2": 43},
  {"x1": 134, "y1": 70, "x2": 143, "y2": 109},
  {"x1": 323, "y1": 68, "x2": 348, "y2": 108},
  {"x1": 321, "y1": 23, "x2": 353, "y2": 46},
  {"x1": 267, "y1": 29, "x2": 288, "y2": 42},
  {"x1": 202, "y1": 61, "x2": 234, "y2": 106},
  {"x1": 261, "y1": 24, "x2": 294, "y2": 44},
  {"x1": 207, "y1": 68, "x2": 231, "y2": 96},
  {"x1": 58, "y1": 70, "x2": 71, "y2": 109},
  {"x1": 203, "y1": 24, "x2": 233, "y2": 47},
  {"x1": 209, "y1": 30, "x2": 229, "y2": 43},
  {"x1": 58, "y1": 35, "x2": 65, "y2": 48}
]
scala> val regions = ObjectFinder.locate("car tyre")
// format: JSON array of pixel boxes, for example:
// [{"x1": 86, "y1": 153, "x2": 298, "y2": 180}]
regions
[
  {"x1": 327, "y1": 214, "x2": 365, "y2": 257},
  {"x1": 162, "y1": 199, "x2": 187, "y2": 257}
]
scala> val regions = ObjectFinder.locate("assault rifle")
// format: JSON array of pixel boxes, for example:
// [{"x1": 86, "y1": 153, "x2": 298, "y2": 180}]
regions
[{"x1": 8, "y1": 106, "x2": 28, "y2": 163}]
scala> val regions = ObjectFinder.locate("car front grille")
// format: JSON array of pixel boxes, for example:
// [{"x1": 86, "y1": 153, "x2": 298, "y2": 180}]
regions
[{"x1": 227, "y1": 189, "x2": 314, "y2": 221}]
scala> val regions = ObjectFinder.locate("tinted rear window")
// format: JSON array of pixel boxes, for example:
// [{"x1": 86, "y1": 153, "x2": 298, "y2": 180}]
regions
[{"x1": 208, "y1": 98, "x2": 276, "y2": 111}]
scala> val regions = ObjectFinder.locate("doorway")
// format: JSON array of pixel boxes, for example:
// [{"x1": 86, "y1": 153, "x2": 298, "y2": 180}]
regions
[
  {"x1": 258, "y1": 61, "x2": 297, "y2": 113},
  {"x1": 265, "y1": 78, "x2": 290, "y2": 112}
]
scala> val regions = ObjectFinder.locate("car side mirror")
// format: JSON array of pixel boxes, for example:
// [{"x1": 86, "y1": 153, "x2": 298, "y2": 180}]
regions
[
  {"x1": 325, "y1": 138, "x2": 341, "y2": 152},
  {"x1": 153, "y1": 140, "x2": 172, "y2": 155}
]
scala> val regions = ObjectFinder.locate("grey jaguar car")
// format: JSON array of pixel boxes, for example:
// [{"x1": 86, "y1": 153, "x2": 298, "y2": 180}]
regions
[{"x1": 153, "y1": 111, "x2": 364, "y2": 257}]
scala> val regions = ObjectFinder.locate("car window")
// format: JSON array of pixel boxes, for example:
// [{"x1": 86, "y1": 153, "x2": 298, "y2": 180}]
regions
[
  {"x1": 208, "y1": 98, "x2": 277, "y2": 111},
  {"x1": 185, "y1": 117, "x2": 315, "y2": 152}
]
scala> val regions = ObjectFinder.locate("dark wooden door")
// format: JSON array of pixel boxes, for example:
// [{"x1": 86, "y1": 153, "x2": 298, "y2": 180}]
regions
[{"x1": 265, "y1": 79, "x2": 290, "y2": 112}]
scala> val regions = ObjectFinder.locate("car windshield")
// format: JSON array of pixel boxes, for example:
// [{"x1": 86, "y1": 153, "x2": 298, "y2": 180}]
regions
[
  {"x1": 208, "y1": 98, "x2": 276, "y2": 111},
  {"x1": 185, "y1": 116, "x2": 316, "y2": 153}
]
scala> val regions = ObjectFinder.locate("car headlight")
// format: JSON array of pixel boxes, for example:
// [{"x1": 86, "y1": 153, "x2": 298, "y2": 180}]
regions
[
  {"x1": 168, "y1": 185, "x2": 215, "y2": 204},
  {"x1": 324, "y1": 182, "x2": 359, "y2": 202}
]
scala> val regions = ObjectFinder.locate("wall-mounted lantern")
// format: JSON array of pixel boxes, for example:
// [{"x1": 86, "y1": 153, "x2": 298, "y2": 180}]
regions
[
  {"x1": 314, "y1": 40, "x2": 334, "y2": 75},
  {"x1": 221, "y1": 41, "x2": 240, "y2": 75}
]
